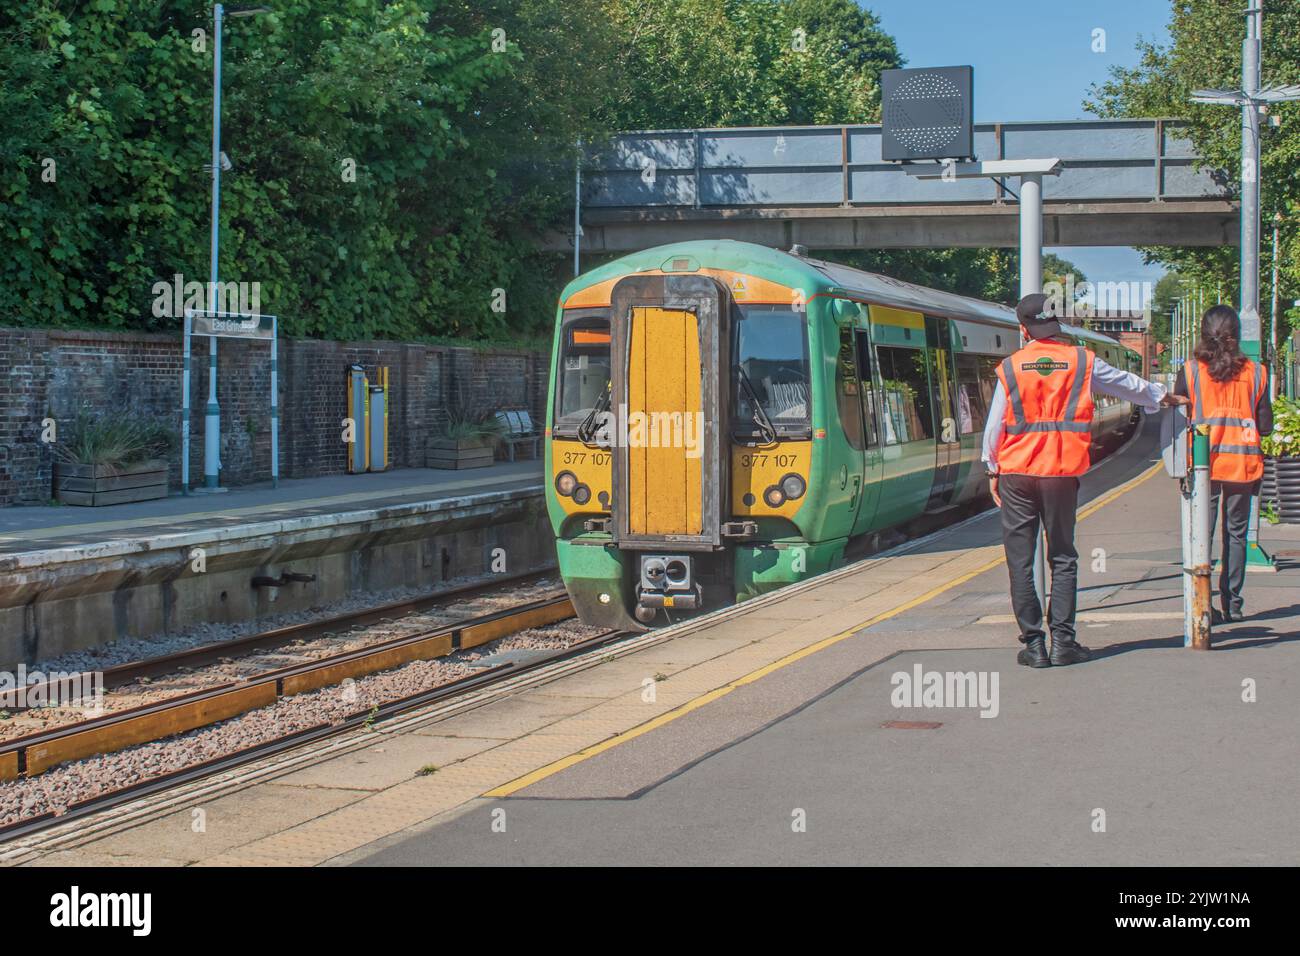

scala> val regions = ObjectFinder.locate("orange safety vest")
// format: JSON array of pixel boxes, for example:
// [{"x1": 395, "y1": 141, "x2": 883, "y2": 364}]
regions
[
  {"x1": 1185, "y1": 359, "x2": 1266, "y2": 483},
  {"x1": 995, "y1": 340, "x2": 1095, "y2": 477}
]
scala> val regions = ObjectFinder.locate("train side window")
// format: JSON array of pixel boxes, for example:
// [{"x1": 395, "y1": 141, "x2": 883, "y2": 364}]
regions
[
  {"x1": 977, "y1": 355, "x2": 1002, "y2": 421},
  {"x1": 876, "y1": 345, "x2": 934, "y2": 444},
  {"x1": 855, "y1": 330, "x2": 880, "y2": 448},
  {"x1": 954, "y1": 353, "x2": 988, "y2": 435},
  {"x1": 836, "y1": 327, "x2": 865, "y2": 450}
]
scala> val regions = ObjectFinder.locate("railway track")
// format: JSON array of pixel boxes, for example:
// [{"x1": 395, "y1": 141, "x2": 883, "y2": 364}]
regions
[
  {"x1": 0, "y1": 568, "x2": 559, "y2": 713},
  {"x1": 0, "y1": 566, "x2": 621, "y2": 841},
  {"x1": 2, "y1": 589, "x2": 578, "y2": 777},
  {"x1": 0, "y1": 620, "x2": 624, "y2": 844}
]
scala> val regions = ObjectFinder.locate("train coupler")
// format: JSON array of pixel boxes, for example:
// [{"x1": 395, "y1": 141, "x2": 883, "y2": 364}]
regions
[
  {"x1": 721, "y1": 520, "x2": 759, "y2": 539},
  {"x1": 635, "y1": 553, "x2": 702, "y2": 623}
]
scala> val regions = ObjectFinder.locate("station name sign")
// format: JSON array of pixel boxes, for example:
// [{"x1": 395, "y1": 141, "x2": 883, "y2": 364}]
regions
[{"x1": 188, "y1": 312, "x2": 276, "y2": 339}]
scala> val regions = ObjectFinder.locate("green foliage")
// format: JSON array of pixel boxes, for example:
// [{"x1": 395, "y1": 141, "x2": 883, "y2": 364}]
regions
[
  {"x1": 0, "y1": 0, "x2": 597, "y2": 341},
  {"x1": 0, "y1": 0, "x2": 921, "y2": 343},
  {"x1": 600, "y1": 0, "x2": 900, "y2": 129},
  {"x1": 1147, "y1": 271, "x2": 1185, "y2": 369},
  {"x1": 813, "y1": 248, "x2": 1019, "y2": 304},
  {"x1": 1261, "y1": 396, "x2": 1300, "y2": 458},
  {"x1": 55, "y1": 411, "x2": 178, "y2": 467},
  {"x1": 1086, "y1": 0, "x2": 1300, "y2": 345}
]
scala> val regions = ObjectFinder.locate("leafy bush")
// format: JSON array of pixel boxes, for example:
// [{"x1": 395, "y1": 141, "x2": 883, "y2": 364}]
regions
[
  {"x1": 438, "y1": 384, "x2": 507, "y2": 444},
  {"x1": 1261, "y1": 397, "x2": 1300, "y2": 458},
  {"x1": 55, "y1": 412, "x2": 177, "y2": 468}
]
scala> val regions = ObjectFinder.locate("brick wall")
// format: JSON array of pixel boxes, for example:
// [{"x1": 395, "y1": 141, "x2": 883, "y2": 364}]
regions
[{"x1": 0, "y1": 327, "x2": 548, "y2": 506}]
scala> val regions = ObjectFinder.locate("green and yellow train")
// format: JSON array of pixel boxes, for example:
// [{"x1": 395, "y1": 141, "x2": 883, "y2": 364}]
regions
[{"x1": 544, "y1": 239, "x2": 1142, "y2": 631}]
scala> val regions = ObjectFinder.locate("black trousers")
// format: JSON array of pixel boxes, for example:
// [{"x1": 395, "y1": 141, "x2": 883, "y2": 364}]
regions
[
  {"x1": 1209, "y1": 479, "x2": 1259, "y2": 614},
  {"x1": 998, "y1": 474, "x2": 1080, "y2": 644}
]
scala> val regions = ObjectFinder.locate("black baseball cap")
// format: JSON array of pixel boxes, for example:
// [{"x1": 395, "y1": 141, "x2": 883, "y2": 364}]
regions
[{"x1": 1015, "y1": 293, "x2": 1063, "y2": 340}]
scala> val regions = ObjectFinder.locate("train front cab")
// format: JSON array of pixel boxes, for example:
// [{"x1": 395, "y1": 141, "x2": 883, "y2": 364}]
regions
[{"x1": 548, "y1": 268, "x2": 839, "y2": 632}]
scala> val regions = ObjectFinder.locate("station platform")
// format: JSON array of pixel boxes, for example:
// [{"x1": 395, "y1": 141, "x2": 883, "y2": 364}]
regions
[
  {"x1": 12, "y1": 421, "x2": 1300, "y2": 867},
  {"x1": 0, "y1": 461, "x2": 542, "y2": 559},
  {"x1": 0, "y1": 461, "x2": 546, "y2": 665}
]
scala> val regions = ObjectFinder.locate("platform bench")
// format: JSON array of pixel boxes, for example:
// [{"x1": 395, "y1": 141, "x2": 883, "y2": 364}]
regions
[{"x1": 494, "y1": 409, "x2": 542, "y2": 462}]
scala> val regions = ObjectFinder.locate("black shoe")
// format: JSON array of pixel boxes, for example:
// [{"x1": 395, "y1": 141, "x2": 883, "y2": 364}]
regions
[
  {"x1": 1211, "y1": 607, "x2": 1225, "y2": 626},
  {"x1": 1226, "y1": 607, "x2": 1246, "y2": 623},
  {"x1": 1050, "y1": 637, "x2": 1092, "y2": 667},
  {"x1": 1017, "y1": 636, "x2": 1050, "y2": 668}
]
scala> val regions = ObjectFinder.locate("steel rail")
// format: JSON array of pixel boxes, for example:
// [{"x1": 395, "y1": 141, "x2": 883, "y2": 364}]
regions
[
  {"x1": 0, "y1": 627, "x2": 624, "y2": 843},
  {"x1": 0, "y1": 566, "x2": 558, "y2": 711},
  {"x1": 0, "y1": 590, "x2": 574, "y2": 782}
]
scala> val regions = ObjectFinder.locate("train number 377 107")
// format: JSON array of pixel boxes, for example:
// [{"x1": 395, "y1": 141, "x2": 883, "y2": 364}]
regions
[{"x1": 740, "y1": 453, "x2": 799, "y2": 469}]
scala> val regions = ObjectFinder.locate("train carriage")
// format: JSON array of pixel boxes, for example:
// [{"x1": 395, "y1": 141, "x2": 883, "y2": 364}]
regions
[{"x1": 545, "y1": 240, "x2": 1141, "y2": 631}]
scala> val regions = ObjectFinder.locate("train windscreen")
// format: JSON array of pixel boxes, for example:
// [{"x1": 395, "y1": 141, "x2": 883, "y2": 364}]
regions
[
  {"x1": 555, "y1": 315, "x2": 611, "y2": 433},
  {"x1": 733, "y1": 305, "x2": 811, "y2": 440}
]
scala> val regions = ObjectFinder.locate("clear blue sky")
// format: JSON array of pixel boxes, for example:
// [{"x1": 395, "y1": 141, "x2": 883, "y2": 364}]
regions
[{"x1": 867, "y1": 0, "x2": 1176, "y2": 299}]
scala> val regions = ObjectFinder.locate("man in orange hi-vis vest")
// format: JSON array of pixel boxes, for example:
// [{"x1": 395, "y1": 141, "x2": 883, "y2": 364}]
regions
[
  {"x1": 1173, "y1": 304, "x2": 1274, "y2": 623},
  {"x1": 982, "y1": 293, "x2": 1188, "y2": 668}
]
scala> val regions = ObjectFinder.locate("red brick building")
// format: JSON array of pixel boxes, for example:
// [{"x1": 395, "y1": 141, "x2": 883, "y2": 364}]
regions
[{"x1": 1091, "y1": 311, "x2": 1157, "y2": 374}]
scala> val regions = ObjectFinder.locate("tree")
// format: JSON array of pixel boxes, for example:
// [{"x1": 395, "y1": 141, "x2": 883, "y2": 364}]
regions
[
  {"x1": 1086, "y1": 0, "x2": 1300, "y2": 346},
  {"x1": 599, "y1": 0, "x2": 901, "y2": 130},
  {"x1": 0, "y1": 0, "x2": 611, "y2": 341}
]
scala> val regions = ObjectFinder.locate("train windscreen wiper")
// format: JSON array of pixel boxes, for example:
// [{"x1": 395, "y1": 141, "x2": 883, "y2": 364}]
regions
[
  {"x1": 576, "y1": 381, "x2": 612, "y2": 447},
  {"x1": 736, "y1": 368, "x2": 778, "y2": 445}
]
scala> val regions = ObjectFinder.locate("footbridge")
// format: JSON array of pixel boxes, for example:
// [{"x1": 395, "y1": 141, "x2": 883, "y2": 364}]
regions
[{"x1": 553, "y1": 118, "x2": 1235, "y2": 252}]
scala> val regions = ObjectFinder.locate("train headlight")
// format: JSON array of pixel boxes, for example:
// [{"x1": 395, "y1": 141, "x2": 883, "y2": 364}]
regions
[
  {"x1": 572, "y1": 484, "x2": 592, "y2": 505},
  {"x1": 555, "y1": 471, "x2": 578, "y2": 497},
  {"x1": 763, "y1": 485, "x2": 787, "y2": 508},
  {"x1": 779, "y1": 473, "x2": 807, "y2": 500}
]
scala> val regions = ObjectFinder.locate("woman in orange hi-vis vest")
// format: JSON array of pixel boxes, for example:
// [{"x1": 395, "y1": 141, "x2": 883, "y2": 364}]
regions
[{"x1": 1174, "y1": 305, "x2": 1274, "y2": 623}]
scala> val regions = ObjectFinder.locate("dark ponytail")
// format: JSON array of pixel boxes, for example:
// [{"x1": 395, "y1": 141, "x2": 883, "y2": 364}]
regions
[{"x1": 1192, "y1": 304, "x2": 1248, "y2": 383}]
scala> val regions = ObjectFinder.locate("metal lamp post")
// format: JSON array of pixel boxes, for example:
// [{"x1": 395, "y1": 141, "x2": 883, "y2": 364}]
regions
[
  {"x1": 198, "y1": 3, "x2": 270, "y2": 492},
  {"x1": 1190, "y1": 0, "x2": 1300, "y2": 569},
  {"x1": 907, "y1": 157, "x2": 1063, "y2": 606}
]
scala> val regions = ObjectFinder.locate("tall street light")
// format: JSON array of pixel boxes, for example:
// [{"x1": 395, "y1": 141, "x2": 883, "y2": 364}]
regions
[
  {"x1": 1190, "y1": 0, "x2": 1300, "y2": 569},
  {"x1": 200, "y1": 4, "x2": 270, "y2": 492}
]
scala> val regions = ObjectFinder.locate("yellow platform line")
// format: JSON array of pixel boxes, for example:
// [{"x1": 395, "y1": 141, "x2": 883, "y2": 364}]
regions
[{"x1": 484, "y1": 461, "x2": 1163, "y2": 798}]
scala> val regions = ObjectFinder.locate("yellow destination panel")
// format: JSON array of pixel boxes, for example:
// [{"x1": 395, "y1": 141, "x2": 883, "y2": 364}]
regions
[{"x1": 730, "y1": 441, "x2": 812, "y2": 518}]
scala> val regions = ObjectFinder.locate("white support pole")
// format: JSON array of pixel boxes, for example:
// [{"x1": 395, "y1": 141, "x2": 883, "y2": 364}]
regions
[
  {"x1": 1019, "y1": 172, "x2": 1048, "y2": 611},
  {"x1": 1242, "y1": 1, "x2": 1271, "y2": 568},
  {"x1": 1173, "y1": 303, "x2": 1180, "y2": 368}
]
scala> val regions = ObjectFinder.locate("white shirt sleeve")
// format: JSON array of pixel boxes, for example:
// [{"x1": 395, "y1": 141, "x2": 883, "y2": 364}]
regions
[
  {"x1": 982, "y1": 356, "x2": 1165, "y2": 473},
  {"x1": 981, "y1": 381, "x2": 1007, "y2": 472},
  {"x1": 1090, "y1": 356, "x2": 1166, "y2": 412}
]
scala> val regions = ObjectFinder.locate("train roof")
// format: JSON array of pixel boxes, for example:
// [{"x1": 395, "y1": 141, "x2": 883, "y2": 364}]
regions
[
  {"x1": 564, "y1": 240, "x2": 1139, "y2": 356},
  {"x1": 801, "y1": 253, "x2": 1132, "y2": 353}
]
